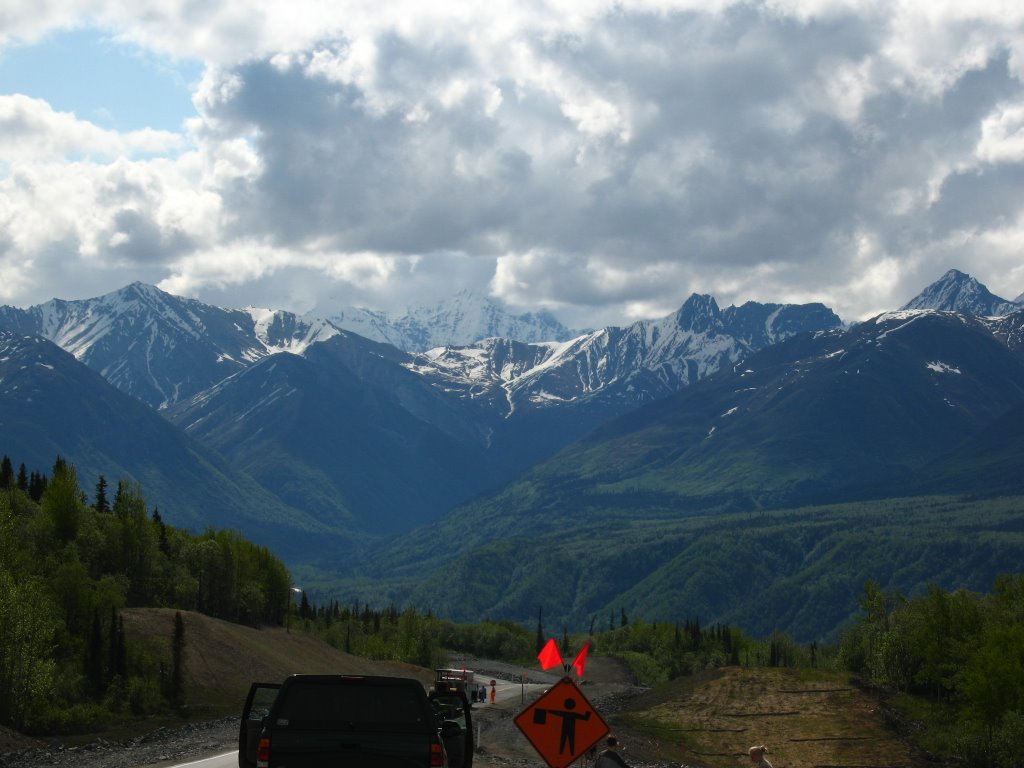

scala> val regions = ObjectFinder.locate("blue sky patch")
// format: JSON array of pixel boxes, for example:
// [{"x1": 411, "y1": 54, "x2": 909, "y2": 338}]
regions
[{"x1": 0, "y1": 26, "x2": 202, "y2": 132}]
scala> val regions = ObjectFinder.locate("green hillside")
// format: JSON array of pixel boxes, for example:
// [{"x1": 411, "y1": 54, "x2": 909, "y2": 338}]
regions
[{"x1": 332, "y1": 491, "x2": 1024, "y2": 643}]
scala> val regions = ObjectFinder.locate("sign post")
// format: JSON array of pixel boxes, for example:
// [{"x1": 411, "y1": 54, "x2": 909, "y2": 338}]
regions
[{"x1": 514, "y1": 677, "x2": 609, "y2": 768}]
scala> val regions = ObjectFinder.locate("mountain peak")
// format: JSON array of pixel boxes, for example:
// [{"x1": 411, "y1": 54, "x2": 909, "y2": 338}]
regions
[
  {"x1": 315, "y1": 292, "x2": 580, "y2": 351},
  {"x1": 902, "y1": 269, "x2": 1018, "y2": 316},
  {"x1": 674, "y1": 293, "x2": 722, "y2": 333}
]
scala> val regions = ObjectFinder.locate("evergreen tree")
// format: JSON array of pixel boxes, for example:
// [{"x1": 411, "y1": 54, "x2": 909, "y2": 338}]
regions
[
  {"x1": 108, "y1": 607, "x2": 127, "y2": 682},
  {"x1": 0, "y1": 456, "x2": 13, "y2": 489},
  {"x1": 535, "y1": 605, "x2": 544, "y2": 654},
  {"x1": 86, "y1": 609, "x2": 105, "y2": 696},
  {"x1": 153, "y1": 507, "x2": 168, "y2": 554},
  {"x1": 16, "y1": 463, "x2": 28, "y2": 492},
  {"x1": 28, "y1": 471, "x2": 47, "y2": 501},
  {"x1": 116, "y1": 614, "x2": 127, "y2": 679},
  {"x1": 171, "y1": 611, "x2": 186, "y2": 709},
  {"x1": 94, "y1": 475, "x2": 110, "y2": 514}
]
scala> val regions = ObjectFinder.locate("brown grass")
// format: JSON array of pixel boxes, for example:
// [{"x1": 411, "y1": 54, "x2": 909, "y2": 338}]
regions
[
  {"x1": 122, "y1": 607, "x2": 433, "y2": 715},
  {"x1": 613, "y1": 667, "x2": 928, "y2": 768}
]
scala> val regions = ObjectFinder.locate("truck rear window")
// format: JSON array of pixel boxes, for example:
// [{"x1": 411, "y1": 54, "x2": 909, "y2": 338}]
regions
[{"x1": 275, "y1": 681, "x2": 429, "y2": 728}]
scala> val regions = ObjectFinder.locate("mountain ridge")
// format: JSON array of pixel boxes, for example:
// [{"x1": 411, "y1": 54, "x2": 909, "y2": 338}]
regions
[
  {"x1": 339, "y1": 308, "x2": 1024, "y2": 639},
  {"x1": 0, "y1": 329, "x2": 355, "y2": 559},
  {"x1": 310, "y1": 288, "x2": 582, "y2": 352},
  {"x1": 4, "y1": 269, "x2": 1024, "y2": 641},
  {"x1": 901, "y1": 268, "x2": 1021, "y2": 315}
]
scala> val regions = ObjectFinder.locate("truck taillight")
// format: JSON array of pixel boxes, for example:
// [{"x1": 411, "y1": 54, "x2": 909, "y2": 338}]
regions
[
  {"x1": 257, "y1": 736, "x2": 271, "y2": 768},
  {"x1": 430, "y1": 741, "x2": 445, "y2": 767}
]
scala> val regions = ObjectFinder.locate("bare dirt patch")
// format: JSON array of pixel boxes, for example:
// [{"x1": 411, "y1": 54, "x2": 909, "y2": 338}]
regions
[{"x1": 617, "y1": 667, "x2": 930, "y2": 768}]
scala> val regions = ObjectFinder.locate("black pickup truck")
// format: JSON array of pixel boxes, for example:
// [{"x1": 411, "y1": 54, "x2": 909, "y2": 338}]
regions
[{"x1": 239, "y1": 674, "x2": 473, "y2": 768}]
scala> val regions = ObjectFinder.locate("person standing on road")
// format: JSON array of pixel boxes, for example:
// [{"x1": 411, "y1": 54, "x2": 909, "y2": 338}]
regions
[
  {"x1": 594, "y1": 736, "x2": 629, "y2": 768},
  {"x1": 748, "y1": 745, "x2": 773, "y2": 768}
]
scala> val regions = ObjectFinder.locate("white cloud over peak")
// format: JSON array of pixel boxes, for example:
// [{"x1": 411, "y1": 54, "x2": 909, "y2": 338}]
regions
[{"x1": 1, "y1": 0, "x2": 1023, "y2": 327}]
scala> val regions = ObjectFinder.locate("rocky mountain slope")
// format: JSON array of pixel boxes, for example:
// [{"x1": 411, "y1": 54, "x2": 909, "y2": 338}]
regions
[
  {"x1": 901, "y1": 268, "x2": 1021, "y2": 315},
  {"x1": 0, "y1": 282, "x2": 341, "y2": 409}
]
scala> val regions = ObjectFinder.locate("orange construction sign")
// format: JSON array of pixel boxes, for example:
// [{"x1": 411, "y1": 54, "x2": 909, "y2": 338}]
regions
[{"x1": 514, "y1": 678, "x2": 609, "y2": 768}]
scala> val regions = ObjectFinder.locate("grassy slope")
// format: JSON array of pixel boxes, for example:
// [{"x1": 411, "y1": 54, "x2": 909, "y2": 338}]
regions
[
  {"x1": 120, "y1": 608, "x2": 434, "y2": 714},
  {"x1": 617, "y1": 666, "x2": 929, "y2": 768}
]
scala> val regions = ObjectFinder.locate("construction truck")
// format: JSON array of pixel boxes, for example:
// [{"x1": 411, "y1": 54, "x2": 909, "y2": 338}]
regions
[{"x1": 433, "y1": 668, "x2": 475, "y2": 695}]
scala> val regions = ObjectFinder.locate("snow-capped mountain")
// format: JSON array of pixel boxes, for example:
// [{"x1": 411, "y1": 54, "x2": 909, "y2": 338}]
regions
[
  {"x1": 312, "y1": 290, "x2": 581, "y2": 352},
  {"x1": 0, "y1": 282, "x2": 340, "y2": 408},
  {"x1": 410, "y1": 295, "x2": 842, "y2": 416},
  {"x1": 901, "y1": 268, "x2": 1020, "y2": 316},
  {"x1": 158, "y1": 291, "x2": 842, "y2": 534},
  {"x1": 6, "y1": 270, "x2": 1024, "y2": 617},
  {"x1": 514, "y1": 307, "x2": 1024, "y2": 509}
]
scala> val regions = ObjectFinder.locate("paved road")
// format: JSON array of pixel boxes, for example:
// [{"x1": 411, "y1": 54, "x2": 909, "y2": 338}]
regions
[{"x1": 164, "y1": 753, "x2": 237, "y2": 768}]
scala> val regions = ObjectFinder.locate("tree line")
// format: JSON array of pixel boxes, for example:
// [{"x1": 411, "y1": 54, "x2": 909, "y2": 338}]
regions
[
  {"x1": 288, "y1": 596, "x2": 538, "y2": 669},
  {"x1": 6, "y1": 453, "x2": 1022, "y2": 767},
  {"x1": 838, "y1": 576, "x2": 1024, "y2": 766},
  {"x1": 0, "y1": 454, "x2": 292, "y2": 732},
  {"x1": 293, "y1": 590, "x2": 812, "y2": 689}
]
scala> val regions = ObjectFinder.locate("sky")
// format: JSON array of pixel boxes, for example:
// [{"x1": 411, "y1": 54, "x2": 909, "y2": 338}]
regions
[{"x1": 1, "y1": 1, "x2": 1023, "y2": 330}]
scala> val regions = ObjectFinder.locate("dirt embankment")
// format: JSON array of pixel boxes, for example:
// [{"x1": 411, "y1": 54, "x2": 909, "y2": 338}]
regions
[{"x1": 613, "y1": 667, "x2": 934, "y2": 768}]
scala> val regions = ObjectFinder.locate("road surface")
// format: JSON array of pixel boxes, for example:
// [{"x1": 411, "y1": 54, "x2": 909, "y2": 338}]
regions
[{"x1": 163, "y1": 753, "x2": 237, "y2": 768}]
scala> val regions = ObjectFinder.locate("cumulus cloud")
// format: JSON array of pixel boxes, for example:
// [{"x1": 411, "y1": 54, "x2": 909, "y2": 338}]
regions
[
  {"x1": 2, "y1": 1, "x2": 1024, "y2": 323},
  {"x1": 0, "y1": 95, "x2": 181, "y2": 163}
]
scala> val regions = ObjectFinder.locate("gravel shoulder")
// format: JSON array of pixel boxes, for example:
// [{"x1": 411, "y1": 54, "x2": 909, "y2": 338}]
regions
[{"x1": 0, "y1": 657, "x2": 672, "y2": 768}]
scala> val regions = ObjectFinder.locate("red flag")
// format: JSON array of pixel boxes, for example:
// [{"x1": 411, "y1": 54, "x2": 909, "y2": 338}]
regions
[
  {"x1": 537, "y1": 638, "x2": 563, "y2": 670},
  {"x1": 572, "y1": 642, "x2": 590, "y2": 677}
]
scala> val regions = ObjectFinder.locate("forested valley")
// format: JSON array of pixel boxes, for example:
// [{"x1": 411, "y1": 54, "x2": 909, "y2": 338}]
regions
[{"x1": 3, "y1": 454, "x2": 1024, "y2": 766}]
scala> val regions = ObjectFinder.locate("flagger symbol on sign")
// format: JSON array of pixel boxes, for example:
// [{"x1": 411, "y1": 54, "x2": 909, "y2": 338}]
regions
[{"x1": 532, "y1": 695, "x2": 592, "y2": 755}]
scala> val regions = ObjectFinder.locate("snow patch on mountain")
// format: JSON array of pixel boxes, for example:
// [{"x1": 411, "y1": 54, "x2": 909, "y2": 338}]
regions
[
  {"x1": 245, "y1": 307, "x2": 340, "y2": 356},
  {"x1": 401, "y1": 294, "x2": 841, "y2": 417},
  {"x1": 312, "y1": 290, "x2": 580, "y2": 351}
]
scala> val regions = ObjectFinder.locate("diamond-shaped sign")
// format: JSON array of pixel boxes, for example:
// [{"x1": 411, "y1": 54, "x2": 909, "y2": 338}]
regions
[{"x1": 514, "y1": 678, "x2": 609, "y2": 768}]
